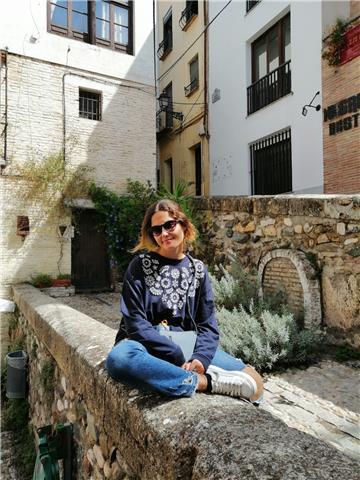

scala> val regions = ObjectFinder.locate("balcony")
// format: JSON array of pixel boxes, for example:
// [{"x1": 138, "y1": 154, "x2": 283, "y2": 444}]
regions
[
  {"x1": 247, "y1": 60, "x2": 291, "y2": 115},
  {"x1": 246, "y1": 1, "x2": 260, "y2": 13},
  {"x1": 157, "y1": 33, "x2": 172, "y2": 60},
  {"x1": 179, "y1": 2, "x2": 198, "y2": 30},
  {"x1": 184, "y1": 78, "x2": 199, "y2": 96}
]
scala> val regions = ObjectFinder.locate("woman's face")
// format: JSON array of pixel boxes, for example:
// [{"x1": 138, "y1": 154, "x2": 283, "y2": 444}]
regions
[{"x1": 150, "y1": 210, "x2": 186, "y2": 259}]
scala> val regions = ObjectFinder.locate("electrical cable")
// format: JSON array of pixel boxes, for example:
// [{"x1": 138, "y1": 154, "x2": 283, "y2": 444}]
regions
[{"x1": 157, "y1": 0, "x2": 232, "y2": 83}]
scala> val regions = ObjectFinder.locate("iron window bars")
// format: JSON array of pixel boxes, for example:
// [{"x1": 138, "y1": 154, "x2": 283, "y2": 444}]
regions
[
  {"x1": 79, "y1": 89, "x2": 102, "y2": 121},
  {"x1": 179, "y1": 1, "x2": 198, "y2": 30},
  {"x1": 250, "y1": 129, "x2": 292, "y2": 195}
]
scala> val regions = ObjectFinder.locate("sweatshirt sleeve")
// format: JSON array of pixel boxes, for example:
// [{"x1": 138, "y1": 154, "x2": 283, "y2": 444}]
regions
[
  {"x1": 190, "y1": 266, "x2": 219, "y2": 371},
  {"x1": 120, "y1": 258, "x2": 186, "y2": 366}
]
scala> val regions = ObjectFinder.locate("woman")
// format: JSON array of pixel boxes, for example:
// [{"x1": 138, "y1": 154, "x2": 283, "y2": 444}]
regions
[{"x1": 106, "y1": 200, "x2": 263, "y2": 402}]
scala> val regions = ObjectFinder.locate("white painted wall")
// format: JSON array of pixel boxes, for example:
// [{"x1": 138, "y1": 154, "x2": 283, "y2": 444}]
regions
[
  {"x1": 0, "y1": 0, "x2": 154, "y2": 85},
  {"x1": 209, "y1": 0, "x2": 324, "y2": 195}
]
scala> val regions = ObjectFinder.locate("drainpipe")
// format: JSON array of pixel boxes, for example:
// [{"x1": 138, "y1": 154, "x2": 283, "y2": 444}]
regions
[
  {"x1": 203, "y1": 1, "x2": 209, "y2": 140},
  {"x1": 0, "y1": 48, "x2": 8, "y2": 172}
]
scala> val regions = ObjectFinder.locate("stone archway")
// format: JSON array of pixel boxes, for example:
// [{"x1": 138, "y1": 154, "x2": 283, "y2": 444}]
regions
[{"x1": 258, "y1": 249, "x2": 322, "y2": 328}]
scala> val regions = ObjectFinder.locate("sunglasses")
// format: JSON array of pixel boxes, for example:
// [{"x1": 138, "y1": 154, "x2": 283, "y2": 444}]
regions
[{"x1": 149, "y1": 220, "x2": 182, "y2": 237}]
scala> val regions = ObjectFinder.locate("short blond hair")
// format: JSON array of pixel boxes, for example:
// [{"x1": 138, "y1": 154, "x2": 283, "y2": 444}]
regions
[{"x1": 132, "y1": 199, "x2": 196, "y2": 253}]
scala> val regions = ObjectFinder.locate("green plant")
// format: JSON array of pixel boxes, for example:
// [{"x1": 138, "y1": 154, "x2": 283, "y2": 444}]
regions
[
  {"x1": 30, "y1": 273, "x2": 52, "y2": 288},
  {"x1": 217, "y1": 302, "x2": 321, "y2": 371},
  {"x1": 40, "y1": 359, "x2": 55, "y2": 394},
  {"x1": 56, "y1": 273, "x2": 71, "y2": 280},
  {"x1": 90, "y1": 178, "x2": 203, "y2": 273},
  {"x1": 322, "y1": 18, "x2": 347, "y2": 66},
  {"x1": 2, "y1": 399, "x2": 36, "y2": 480},
  {"x1": 335, "y1": 345, "x2": 360, "y2": 362}
]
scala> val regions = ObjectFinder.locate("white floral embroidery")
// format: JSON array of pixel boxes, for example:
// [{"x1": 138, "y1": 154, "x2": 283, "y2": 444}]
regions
[{"x1": 139, "y1": 253, "x2": 205, "y2": 315}]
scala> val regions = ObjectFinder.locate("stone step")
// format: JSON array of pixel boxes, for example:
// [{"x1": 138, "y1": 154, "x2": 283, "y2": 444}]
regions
[{"x1": 261, "y1": 377, "x2": 360, "y2": 461}]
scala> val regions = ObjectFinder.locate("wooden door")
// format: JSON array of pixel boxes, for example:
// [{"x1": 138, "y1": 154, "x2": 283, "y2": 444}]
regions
[{"x1": 71, "y1": 209, "x2": 111, "y2": 292}]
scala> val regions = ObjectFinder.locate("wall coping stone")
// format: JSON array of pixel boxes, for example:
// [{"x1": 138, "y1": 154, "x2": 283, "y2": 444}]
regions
[{"x1": 13, "y1": 284, "x2": 360, "y2": 479}]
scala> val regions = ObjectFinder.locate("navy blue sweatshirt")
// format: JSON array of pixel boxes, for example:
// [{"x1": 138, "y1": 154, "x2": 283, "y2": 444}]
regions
[{"x1": 115, "y1": 252, "x2": 219, "y2": 371}]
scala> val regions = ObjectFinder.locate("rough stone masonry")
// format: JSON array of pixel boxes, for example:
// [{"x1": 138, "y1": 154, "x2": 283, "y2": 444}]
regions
[{"x1": 10, "y1": 284, "x2": 360, "y2": 479}]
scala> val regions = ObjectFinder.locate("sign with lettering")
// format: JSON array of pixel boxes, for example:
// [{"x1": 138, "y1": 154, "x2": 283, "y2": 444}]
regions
[
  {"x1": 340, "y1": 23, "x2": 360, "y2": 65},
  {"x1": 323, "y1": 93, "x2": 360, "y2": 136}
]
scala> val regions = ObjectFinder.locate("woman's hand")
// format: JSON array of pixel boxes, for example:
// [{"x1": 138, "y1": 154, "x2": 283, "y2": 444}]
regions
[{"x1": 182, "y1": 359, "x2": 205, "y2": 374}]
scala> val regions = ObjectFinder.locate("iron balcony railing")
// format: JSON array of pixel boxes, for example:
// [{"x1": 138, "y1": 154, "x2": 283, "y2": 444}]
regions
[
  {"x1": 184, "y1": 78, "x2": 199, "y2": 96},
  {"x1": 179, "y1": 2, "x2": 198, "y2": 30},
  {"x1": 246, "y1": 1, "x2": 260, "y2": 13},
  {"x1": 157, "y1": 33, "x2": 172, "y2": 60},
  {"x1": 247, "y1": 60, "x2": 291, "y2": 115}
]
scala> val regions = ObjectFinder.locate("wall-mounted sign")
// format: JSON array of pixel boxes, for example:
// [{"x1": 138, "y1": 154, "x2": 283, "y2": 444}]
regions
[
  {"x1": 340, "y1": 23, "x2": 360, "y2": 65},
  {"x1": 323, "y1": 93, "x2": 360, "y2": 135}
]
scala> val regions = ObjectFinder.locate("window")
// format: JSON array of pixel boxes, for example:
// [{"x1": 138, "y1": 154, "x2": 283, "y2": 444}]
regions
[
  {"x1": 194, "y1": 144, "x2": 202, "y2": 196},
  {"x1": 250, "y1": 129, "x2": 292, "y2": 195},
  {"x1": 157, "y1": 9, "x2": 172, "y2": 60},
  {"x1": 179, "y1": 1, "x2": 198, "y2": 30},
  {"x1": 48, "y1": 1, "x2": 133, "y2": 54},
  {"x1": 248, "y1": 14, "x2": 291, "y2": 113},
  {"x1": 246, "y1": 1, "x2": 260, "y2": 13},
  {"x1": 185, "y1": 55, "x2": 199, "y2": 96},
  {"x1": 164, "y1": 158, "x2": 173, "y2": 193},
  {"x1": 79, "y1": 89, "x2": 102, "y2": 120}
]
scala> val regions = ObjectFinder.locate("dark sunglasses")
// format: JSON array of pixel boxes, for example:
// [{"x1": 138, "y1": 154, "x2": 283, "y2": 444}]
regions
[{"x1": 149, "y1": 220, "x2": 182, "y2": 237}]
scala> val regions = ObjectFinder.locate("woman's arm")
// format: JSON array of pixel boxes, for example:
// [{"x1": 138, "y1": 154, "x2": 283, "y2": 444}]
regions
[
  {"x1": 189, "y1": 266, "x2": 220, "y2": 371},
  {"x1": 120, "y1": 259, "x2": 186, "y2": 366}
]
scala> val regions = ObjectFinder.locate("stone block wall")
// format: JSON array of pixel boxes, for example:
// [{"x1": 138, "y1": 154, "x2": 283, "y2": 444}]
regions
[
  {"x1": 194, "y1": 195, "x2": 360, "y2": 345},
  {"x1": 10, "y1": 284, "x2": 360, "y2": 479}
]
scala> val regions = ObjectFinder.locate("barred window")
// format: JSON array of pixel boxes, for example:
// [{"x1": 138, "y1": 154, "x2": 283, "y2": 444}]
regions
[
  {"x1": 250, "y1": 129, "x2": 292, "y2": 195},
  {"x1": 79, "y1": 89, "x2": 102, "y2": 121}
]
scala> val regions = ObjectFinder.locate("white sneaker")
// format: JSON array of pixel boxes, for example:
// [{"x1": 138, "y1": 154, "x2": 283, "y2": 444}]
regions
[{"x1": 207, "y1": 365, "x2": 257, "y2": 400}]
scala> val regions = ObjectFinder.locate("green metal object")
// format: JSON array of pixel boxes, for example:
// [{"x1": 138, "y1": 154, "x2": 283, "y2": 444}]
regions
[{"x1": 32, "y1": 424, "x2": 72, "y2": 480}]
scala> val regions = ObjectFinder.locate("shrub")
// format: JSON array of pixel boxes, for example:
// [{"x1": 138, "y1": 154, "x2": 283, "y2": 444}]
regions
[
  {"x1": 30, "y1": 273, "x2": 52, "y2": 288},
  {"x1": 217, "y1": 302, "x2": 321, "y2": 371}
]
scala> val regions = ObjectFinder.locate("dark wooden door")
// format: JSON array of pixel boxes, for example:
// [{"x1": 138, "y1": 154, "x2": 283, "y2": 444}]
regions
[{"x1": 72, "y1": 209, "x2": 111, "y2": 292}]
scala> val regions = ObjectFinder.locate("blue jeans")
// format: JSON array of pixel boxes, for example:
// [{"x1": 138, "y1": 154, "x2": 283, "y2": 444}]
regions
[{"x1": 106, "y1": 340, "x2": 246, "y2": 397}]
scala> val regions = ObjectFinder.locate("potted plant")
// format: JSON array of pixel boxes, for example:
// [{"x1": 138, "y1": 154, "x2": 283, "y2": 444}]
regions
[
  {"x1": 52, "y1": 274, "x2": 71, "y2": 287},
  {"x1": 31, "y1": 273, "x2": 53, "y2": 289}
]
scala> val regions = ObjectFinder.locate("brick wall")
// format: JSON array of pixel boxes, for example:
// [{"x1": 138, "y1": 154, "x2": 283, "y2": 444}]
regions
[
  {"x1": 263, "y1": 258, "x2": 304, "y2": 318},
  {"x1": 322, "y1": 8, "x2": 360, "y2": 194},
  {"x1": 0, "y1": 53, "x2": 156, "y2": 297}
]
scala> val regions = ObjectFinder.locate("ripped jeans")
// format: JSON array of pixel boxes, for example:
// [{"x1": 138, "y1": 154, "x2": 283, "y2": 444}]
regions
[{"x1": 106, "y1": 339, "x2": 246, "y2": 397}]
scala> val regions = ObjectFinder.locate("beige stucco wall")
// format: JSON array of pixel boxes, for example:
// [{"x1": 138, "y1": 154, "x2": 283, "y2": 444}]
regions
[{"x1": 157, "y1": 1, "x2": 209, "y2": 195}]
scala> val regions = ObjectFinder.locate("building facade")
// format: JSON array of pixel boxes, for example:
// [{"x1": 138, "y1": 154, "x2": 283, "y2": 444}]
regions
[
  {"x1": 0, "y1": 0, "x2": 156, "y2": 297},
  {"x1": 208, "y1": 0, "x2": 324, "y2": 195},
  {"x1": 322, "y1": 0, "x2": 360, "y2": 193},
  {"x1": 156, "y1": 0, "x2": 209, "y2": 196}
]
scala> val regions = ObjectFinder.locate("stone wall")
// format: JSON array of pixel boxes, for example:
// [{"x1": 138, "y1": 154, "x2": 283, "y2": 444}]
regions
[
  {"x1": 10, "y1": 284, "x2": 360, "y2": 479},
  {"x1": 194, "y1": 195, "x2": 360, "y2": 345}
]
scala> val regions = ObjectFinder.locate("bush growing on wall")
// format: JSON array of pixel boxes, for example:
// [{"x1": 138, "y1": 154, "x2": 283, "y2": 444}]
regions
[{"x1": 211, "y1": 262, "x2": 321, "y2": 371}]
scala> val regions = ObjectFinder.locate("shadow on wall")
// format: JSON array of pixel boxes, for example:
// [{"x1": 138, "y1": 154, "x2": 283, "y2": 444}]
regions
[{"x1": 2, "y1": 29, "x2": 156, "y2": 295}]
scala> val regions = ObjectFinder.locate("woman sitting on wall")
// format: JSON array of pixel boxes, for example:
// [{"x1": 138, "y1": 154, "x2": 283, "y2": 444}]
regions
[{"x1": 106, "y1": 199, "x2": 264, "y2": 402}]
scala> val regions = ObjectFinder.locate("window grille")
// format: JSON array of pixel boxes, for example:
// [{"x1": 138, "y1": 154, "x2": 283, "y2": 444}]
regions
[
  {"x1": 250, "y1": 129, "x2": 292, "y2": 195},
  {"x1": 79, "y1": 89, "x2": 101, "y2": 121}
]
